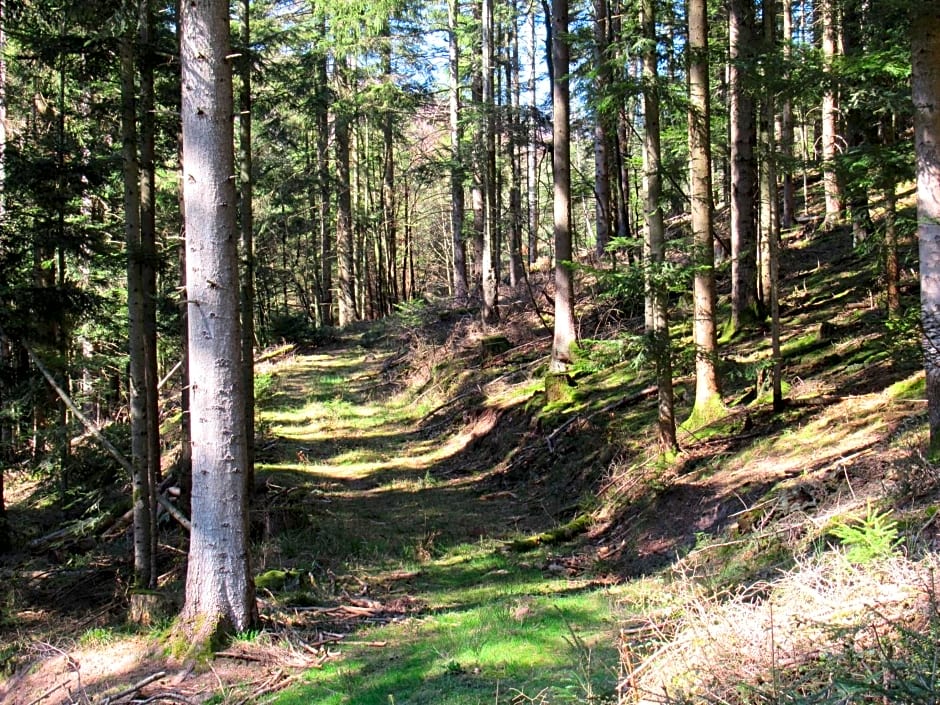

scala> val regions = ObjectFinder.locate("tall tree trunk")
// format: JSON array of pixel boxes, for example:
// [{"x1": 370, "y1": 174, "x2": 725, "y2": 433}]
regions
[
  {"x1": 380, "y1": 24, "x2": 397, "y2": 313},
  {"x1": 884, "y1": 120, "x2": 900, "y2": 317},
  {"x1": 471, "y1": 3, "x2": 485, "y2": 299},
  {"x1": 641, "y1": 0, "x2": 677, "y2": 451},
  {"x1": 481, "y1": 0, "x2": 499, "y2": 323},
  {"x1": 779, "y1": 0, "x2": 795, "y2": 228},
  {"x1": 314, "y1": 35, "x2": 332, "y2": 326},
  {"x1": 508, "y1": 11, "x2": 525, "y2": 288},
  {"x1": 914, "y1": 6, "x2": 940, "y2": 458},
  {"x1": 592, "y1": 0, "x2": 612, "y2": 260},
  {"x1": 138, "y1": 0, "x2": 160, "y2": 587},
  {"x1": 120, "y1": 16, "x2": 154, "y2": 591},
  {"x1": 761, "y1": 0, "x2": 782, "y2": 411},
  {"x1": 335, "y1": 60, "x2": 356, "y2": 328},
  {"x1": 0, "y1": 0, "x2": 9, "y2": 552},
  {"x1": 238, "y1": 0, "x2": 255, "y2": 490},
  {"x1": 527, "y1": 6, "x2": 539, "y2": 265},
  {"x1": 179, "y1": 0, "x2": 256, "y2": 644},
  {"x1": 550, "y1": 0, "x2": 576, "y2": 369},
  {"x1": 687, "y1": 0, "x2": 722, "y2": 422},
  {"x1": 449, "y1": 0, "x2": 468, "y2": 303},
  {"x1": 729, "y1": 0, "x2": 758, "y2": 333},
  {"x1": 174, "y1": 0, "x2": 191, "y2": 518},
  {"x1": 821, "y1": 0, "x2": 843, "y2": 225}
]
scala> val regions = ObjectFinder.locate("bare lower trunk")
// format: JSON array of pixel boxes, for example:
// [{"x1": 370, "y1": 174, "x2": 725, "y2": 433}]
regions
[
  {"x1": 914, "y1": 7, "x2": 940, "y2": 457},
  {"x1": 821, "y1": 0, "x2": 843, "y2": 225},
  {"x1": 550, "y1": 0, "x2": 576, "y2": 368},
  {"x1": 179, "y1": 0, "x2": 256, "y2": 643},
  {"x1": 120, "y1": 25, "x2": 154, "y2": 591},
  {"x1": 729, "y1": 0, "x2": 758, "y2": 332},
  {"x1": 642, "y1": 0, "x2": 677, "y2": 451},
  {"x1": 687, "y1": 0, "x2": 721, "y2": 419}
]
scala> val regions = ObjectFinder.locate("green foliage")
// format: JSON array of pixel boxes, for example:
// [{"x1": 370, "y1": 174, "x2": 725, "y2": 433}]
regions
[
  {"x1": 884, "y1": 306, "x2": 922, "y2": 362},
  {"x1": 254, "y1": 372, "x2": 277, "y2": 404},
  {"x1": 830, "y1": 506, "x2": 902, "y2": 564}
]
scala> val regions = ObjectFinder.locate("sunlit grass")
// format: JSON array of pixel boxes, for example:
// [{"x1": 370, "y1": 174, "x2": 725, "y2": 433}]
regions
[{"x1": 273, "y1": 540, "x2": 630, "y2": 705}]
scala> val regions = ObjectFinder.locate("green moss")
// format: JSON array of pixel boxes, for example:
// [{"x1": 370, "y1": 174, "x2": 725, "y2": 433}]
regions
[
  {"x1": 255, "y1": 569, "x2": 300, "y2": 592},
  {"x1": 508, "y1": 514, "x2": 591, "y2": 552},
  {"x1": 681, "y1": 393, "x2": 728, "y2": 434},
  {"x1": 887, "y1": 373, "x2": 925, "y2": 400}
]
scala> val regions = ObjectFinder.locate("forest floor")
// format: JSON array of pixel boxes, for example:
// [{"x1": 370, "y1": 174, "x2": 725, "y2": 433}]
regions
[{"x1": 3, "y1": 211, "x2": 940, "y2": 704}]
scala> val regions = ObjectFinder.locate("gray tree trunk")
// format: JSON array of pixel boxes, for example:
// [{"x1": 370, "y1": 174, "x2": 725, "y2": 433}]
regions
[
  {"x1": 481, "y1": 0, "x2": 499, "y2": 324},
  {"x1": 449, "y1": 0, "x2": 468, "y2": 303},
  {"x1": 821, "y1": 0, "x2": 843, "y2": 225},
  {"x1": 729, "y1": 0, "x2": 758, "y2": 333},
  {"x1": 687, "y1": 0, "x2": 721, "y2": 420},
  {"x1": 641, "y1": 0, "x2": 677, "y2": 451},
  {"x1": 914, "y1": 6, "x2": 940, "y2": 457},
  {"x1": 179, "y1": 0, "x2": 256, "y2": 642},
  {"x1": 335, "y1": 60, "x2": 356, "y2": 328},
  {"x1": 550, "y1": 0, "x2": 576, "y2": 369},
  {"x1": 238, "y1": 0, "x2": 255, "y2": 490},
  {"x1": 592, "y1": 0, "x2": 611, "y2": 260},
  {"x1": 120, "y1": 19, "x2": 155, "y2": 590}
]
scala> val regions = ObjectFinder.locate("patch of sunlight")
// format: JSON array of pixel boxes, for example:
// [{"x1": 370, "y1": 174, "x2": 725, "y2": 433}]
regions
[
  {"x1": 886, "y1": 371, "x2": 925, "y2": 400},
  {"x1": 736, "y1": 393, "x2": 891, "y2": 480},
  {"x1": 256, "y1": 461, "x2": 375, "y2": 481}
]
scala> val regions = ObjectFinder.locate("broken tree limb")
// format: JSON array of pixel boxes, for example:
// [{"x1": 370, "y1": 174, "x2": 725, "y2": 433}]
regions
[
  {"x1": 22, "y1": 337, "x2": 137, "y2": 478},
  {"x1": 157, "y1": 360, "x2": 183, "y2": 390},
  {"x1": 15, "y1": 334, "x2": 192, "y2": 533},
  {"x1": 101, "y1": 671, "x2": 167, "y2": 704}
]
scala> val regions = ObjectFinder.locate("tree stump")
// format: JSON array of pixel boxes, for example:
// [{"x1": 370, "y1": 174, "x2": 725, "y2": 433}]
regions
[
  {"x1": 545, "y1": 372, "x2": 575, "y2": 403},
  {"x1": 480, "y1": 336, "x2": 511, "y2": 364},
  {"x1": 129, "y1": 590, "x2": 172, "y2": 626}
]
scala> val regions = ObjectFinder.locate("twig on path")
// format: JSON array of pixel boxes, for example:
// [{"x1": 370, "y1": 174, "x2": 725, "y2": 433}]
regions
[
  {"x1": 25, "y1": 680, "x2": 67, "y2": 705},
  {"x1": 130, "y1": 694, "x2": 196, "y2": 705},
  {"x1": 215, "y1": 651, "x2": 264, "y2": 662},
  {"x1": 100, "y1": 671, "x2": 167, "y2": 704}
]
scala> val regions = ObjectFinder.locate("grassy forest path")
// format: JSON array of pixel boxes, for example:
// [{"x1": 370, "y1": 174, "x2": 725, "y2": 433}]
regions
[
  {"x1": 250, "y1": 345, "x2": 633, "y2": 705},
  {"x1": 5, "y1": 222, "x2": 939, "y2": 705}
]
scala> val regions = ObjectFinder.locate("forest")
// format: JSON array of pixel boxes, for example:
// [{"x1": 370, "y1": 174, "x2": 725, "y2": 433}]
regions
[{"x1": 2, "y1": 0, "x2": 940, "y2": 702}]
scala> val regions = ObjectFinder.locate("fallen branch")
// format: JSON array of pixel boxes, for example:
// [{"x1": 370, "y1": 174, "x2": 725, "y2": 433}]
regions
[
  {"x1": 16, "y1": 336, "x2": 192, "y2": 533},
  {"x1": 25, "y1": 680, "x2": 66, "y2": 705},
  {"x1": 101, "y1": 671, "x2": 167, "y2": 704}
]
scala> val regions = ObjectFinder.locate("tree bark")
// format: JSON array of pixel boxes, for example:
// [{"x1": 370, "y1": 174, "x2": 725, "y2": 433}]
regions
[
  {"x1": 641, "y1": 0, "x2": 677, "y2": 451},
  {"x1": 761, "y1": 0, "x2": 782, "y2": 411},
  {"x1": 139, "y1": 0, "x2": 160, "y2": 586},
  {"x1": 481, "y1": 0, "x2": 499, "y2": 324},
  {"x1": 120, "y1": 16, "x2": 155, "y2": 590},
  {"x1": 687, "y1": 0, "x2": 722, "y2": 421},
  {"x1": 449, "y1": 0, "x2": 469, "y2": 303},
  {"x1": 592, "y1": 0, "x2": 611, "y2": 260},
  {"x1": 238, "y1": 0, "x2": 255, "y2": 491},
  {"x1": 821, "y1": 0, "x2": 843, "y2": 225},
  {"x1": 729, "y1": 0, "x2": 758, "y2": 333},
  {"x1": 779, "y1": 0, "x2": 795, "y2": 228},
  {"x1": 179, "y1": 0, "x2": 256, "y2": 643},
  {"x1": 335, "y1": 59, "x2": 356, "y2": 328},
  {"x1": 914, "y1": 6, "x2": 940, "y2": 457},
  {"x1": 550, "y1": 0, "x2": 576, "y2": 369},
  {"x1": 314, "y1": 32, "x2": 332, "y2": 326}
]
